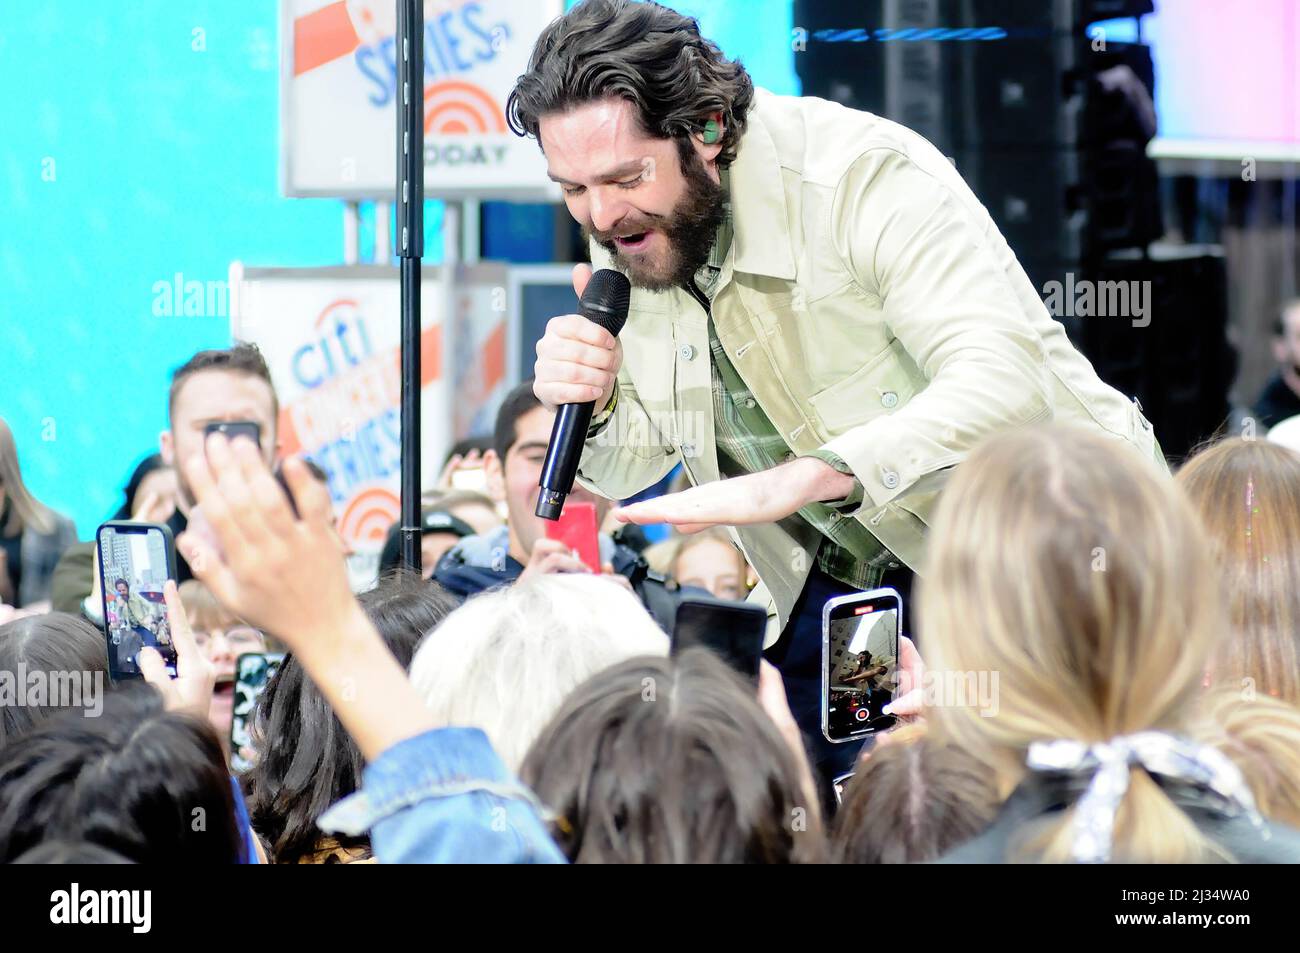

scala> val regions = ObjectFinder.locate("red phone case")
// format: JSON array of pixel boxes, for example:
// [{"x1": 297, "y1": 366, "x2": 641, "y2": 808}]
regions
[{"x1": 545, "y1": 501, "x2": 601, "y2": 572}]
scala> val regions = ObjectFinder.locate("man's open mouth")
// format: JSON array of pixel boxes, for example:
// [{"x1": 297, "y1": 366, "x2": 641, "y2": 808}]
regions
[{"x1": 614, "y1": 230, "x2": 652, "y2": 251}]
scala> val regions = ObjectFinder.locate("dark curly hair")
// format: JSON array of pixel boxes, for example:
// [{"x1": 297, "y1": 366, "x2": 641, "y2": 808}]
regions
[
  {"x1": 242, "y1": 571, "x2": 457, "y2": 863},
  {"x1": 507, "y1": 0, "x2": 754, "y2": 166}
]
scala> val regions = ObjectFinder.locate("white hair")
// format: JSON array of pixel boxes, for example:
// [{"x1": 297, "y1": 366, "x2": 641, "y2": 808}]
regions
[{"x1": 410, "y1": 574, "x2": 669, "y2": 771}]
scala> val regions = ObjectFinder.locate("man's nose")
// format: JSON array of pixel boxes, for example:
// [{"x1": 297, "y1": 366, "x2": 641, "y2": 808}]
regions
[{"x1": 588, "y1": 187, "x2": 628, "y2": 236}]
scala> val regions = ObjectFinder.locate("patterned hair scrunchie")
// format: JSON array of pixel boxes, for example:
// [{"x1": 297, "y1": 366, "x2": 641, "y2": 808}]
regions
[{"x1": 1025, "y1": 731, "x2": 1267, "y2": 863}]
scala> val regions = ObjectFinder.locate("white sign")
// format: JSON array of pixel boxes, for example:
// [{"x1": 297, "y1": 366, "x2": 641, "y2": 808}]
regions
[
  {"x1": 230, "y1": 263, "x2": 510, "y2": 583},
  {"x1": 281, "y1": 0, "x2": 563, "y2": 199}
]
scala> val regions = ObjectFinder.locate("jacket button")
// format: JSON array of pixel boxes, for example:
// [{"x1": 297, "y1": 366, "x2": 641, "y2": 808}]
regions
[
  {"x1": 679, "y1": 344, "x2": 697, "y2": 361},
  {"x1": 743, "y1": 397, "x2": 756, "y2": 410},
  {"x1": 881, "y1": 469, "x2": 900, "y2": 489},
  {"x1": 682, "y1": 442, "x2": 696, "y2": 458},
  {"x1": 881, "y1": 391, "x2": 899, "y2": 409}
]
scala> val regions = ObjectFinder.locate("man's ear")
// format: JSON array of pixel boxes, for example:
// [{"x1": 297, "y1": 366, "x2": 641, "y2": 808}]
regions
[
  {"x1": 159, "y1": 430, "x2": 174, "y2": 466},
  {"x1": 483, "y1": 449, "x2": 506, "y2": 504},
  {"x1": 693, "y1": 112, "x2": 725, "y2": 169}
]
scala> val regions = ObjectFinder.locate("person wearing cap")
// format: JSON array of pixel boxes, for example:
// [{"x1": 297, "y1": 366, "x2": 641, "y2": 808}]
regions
[{"x1": 378, "y1": 491, "x2": 501, "y2": 580}]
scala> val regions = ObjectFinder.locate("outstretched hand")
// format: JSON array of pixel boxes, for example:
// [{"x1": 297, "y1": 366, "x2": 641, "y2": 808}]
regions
[
  {"x1": 613, "y1": 457, "x2": 856, "y2": 534},
  {"x1": 175, "y1": 433, "x2": 359, "y2": 647},
  {"x1": 175, "y1": 432, "x2": 434, "y2": 761}
]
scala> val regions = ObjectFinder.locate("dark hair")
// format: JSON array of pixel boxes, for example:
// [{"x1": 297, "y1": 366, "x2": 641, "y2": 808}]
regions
[
  {"x1": 243, "y1": 571, "x2": 456, "y2": 863},
  {"x1": 520, "y1": 649, "x2": 825, "y2": 863},
  {"x1": 115, "y1": 578, "x2": 128, "y2": 589},
  {"x1": 832, "y1": 735, "x2": 999, "y2": 864},
  {"x1": 445, "y1": 435, "x2": 493, "y2": 466},
  {"x1": 0, "y1": 613, "x2": 110, "y2": 745},
  {"x1": 168, "y1": 342, "x2": 277, "y2": 425},
  {"x1": 493, "y1": 379, "x2": 544, "y2": 462},
  {"x1": 112, "y1": 453, "x2": 168, "y2": 521},
  {"x1": 0, "y1": 685, "x2": 242, "y2": 863},
  {"x1": 508, "y1": 0, "x2": 754, "y2": 166}
]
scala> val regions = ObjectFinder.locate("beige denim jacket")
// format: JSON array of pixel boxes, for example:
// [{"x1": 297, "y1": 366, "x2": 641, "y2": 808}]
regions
[{"x1": 577, "y1": 88, "x2": 1164, "y2": 644}]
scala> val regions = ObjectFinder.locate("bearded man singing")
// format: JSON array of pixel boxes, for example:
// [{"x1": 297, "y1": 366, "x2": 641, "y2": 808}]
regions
[{"x1": 511, "y1": 0, "x2": 1165, "y2": 780}]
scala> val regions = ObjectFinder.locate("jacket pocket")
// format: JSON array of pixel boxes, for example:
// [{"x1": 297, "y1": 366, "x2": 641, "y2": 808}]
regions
[{"x1": 808, "y1": 338, "x2": 919, "y2": 436}]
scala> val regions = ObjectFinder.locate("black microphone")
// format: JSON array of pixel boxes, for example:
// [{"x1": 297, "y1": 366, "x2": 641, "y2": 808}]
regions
[{"x1": 536, "y1": 269, "x2": 631, "y2": 520}]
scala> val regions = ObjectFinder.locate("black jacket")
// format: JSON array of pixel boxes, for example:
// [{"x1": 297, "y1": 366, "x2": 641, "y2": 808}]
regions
[{"x1": 433, "y1": 529, "x2": 693, "y2": 632}]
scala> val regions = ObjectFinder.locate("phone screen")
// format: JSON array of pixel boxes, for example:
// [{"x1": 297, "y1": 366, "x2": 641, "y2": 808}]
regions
[
  {"x1": 97, "y1": 521, "x2": 178, "y2": 681},
  {"x1": 204, "y1": 420, "x2": 262, "y2": 448},
  {"x1": 822, "y1": 589, "x2": 901, "y2": 742},
  {"x1": 544, "y1": 501, "x2": 601, "y2": 572},
  {"x1": 671, "y1": 595, "x2": 767, "y2": 685},
  {"x1": 230, "y1": 652, "x2": 285, "y2": 773}
]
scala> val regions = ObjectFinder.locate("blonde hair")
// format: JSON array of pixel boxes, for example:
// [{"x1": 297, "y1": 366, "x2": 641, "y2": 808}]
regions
[
  {"x1": 0, "y1": 418, "x2": 55, "y2": 536},
  {"x1": 1196, "y1": 690, "x2": 1300, "y2": 829},
  {"x1": 177, "y1": 581, "x2": 240, "y2": 632},
  {"x1": 669, "y1": 527, "x2": 749, "y2": 581},
  {"x1": 409, "y1": 574, "x2": 668, "y2": 771},
  {"x1": 921, "y1": 425, "x2": 1226, "y2": 863},
  {"x1": 1176, "y1": 438, "x2": 1300, "y2": 705}
]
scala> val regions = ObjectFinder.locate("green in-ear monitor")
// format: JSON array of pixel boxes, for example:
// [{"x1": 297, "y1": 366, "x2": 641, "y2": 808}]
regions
[{"x1": 702, "y1": 119, "x2": 720, "y2": 144}]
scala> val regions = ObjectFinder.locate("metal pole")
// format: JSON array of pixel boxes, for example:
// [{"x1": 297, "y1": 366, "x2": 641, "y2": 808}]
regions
[{"x1": 397, "y1": 0, "x2": 424, "y2": 574}]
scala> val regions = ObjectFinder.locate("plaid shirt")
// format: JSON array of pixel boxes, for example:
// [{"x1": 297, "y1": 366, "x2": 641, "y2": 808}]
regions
[{"x1": 691, "y1": 172, "x2": 900, "y2": 592}]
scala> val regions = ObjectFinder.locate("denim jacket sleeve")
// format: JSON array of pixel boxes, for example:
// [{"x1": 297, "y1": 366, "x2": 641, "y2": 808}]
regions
[{"x1": 316, "y1": 727, "x2": 566, "y2": 864}]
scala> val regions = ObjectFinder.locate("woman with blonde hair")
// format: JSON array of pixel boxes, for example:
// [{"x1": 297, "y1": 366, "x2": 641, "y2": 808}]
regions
[
  {"x1": 1198, "y1": 690, "x2": 1300, "y2": 830},
  {"x1": 652, "y1": 526, "x2": 755, "y2": 601},
  {"x1": 0, "y1": 418, "x2": 77, "y2": 608},
  {"x1": 1176, "y1": 438, "x2": 1300, "y2": 705},
  {"x1": 921, "y1": 425, "x2": 1299, "y2": 863}
]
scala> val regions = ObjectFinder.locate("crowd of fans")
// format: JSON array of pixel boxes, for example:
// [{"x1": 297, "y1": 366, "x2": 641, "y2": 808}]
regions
[{"x1": 3, "y1": 340, "x2": 1300, "y2": 863}]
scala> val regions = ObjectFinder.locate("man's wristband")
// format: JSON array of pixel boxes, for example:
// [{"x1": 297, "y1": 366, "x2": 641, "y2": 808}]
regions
[{"x1": 587, "y1": 381, "x2": 619, "y2": 438}]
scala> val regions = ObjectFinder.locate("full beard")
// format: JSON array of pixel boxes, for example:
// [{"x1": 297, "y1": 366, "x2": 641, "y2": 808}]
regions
[{"x1": 586, "y1": 146, "x2": 727, "y2": 293}]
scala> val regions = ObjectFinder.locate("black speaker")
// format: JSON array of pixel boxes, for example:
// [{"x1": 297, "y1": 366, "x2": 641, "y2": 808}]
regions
[{"x1": 1077, "y1": 247, "x2": 1234, "y2": 460}]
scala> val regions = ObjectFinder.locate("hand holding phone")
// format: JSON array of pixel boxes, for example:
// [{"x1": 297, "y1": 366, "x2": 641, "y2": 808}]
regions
[
  {"x1": 543, "y1": 501, "x2": 601, "y2": 573},
  {"x1": 137, "y1": 580, "x2": 216, "y2": 717},
  {"x1": 822, "y1": 588, "x2": 902, "y2": 742}
]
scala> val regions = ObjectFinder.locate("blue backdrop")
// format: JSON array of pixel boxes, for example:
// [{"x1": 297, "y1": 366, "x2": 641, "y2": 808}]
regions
[{"x1": 0, "y1": 0, "x2": 797, "y2": 539}]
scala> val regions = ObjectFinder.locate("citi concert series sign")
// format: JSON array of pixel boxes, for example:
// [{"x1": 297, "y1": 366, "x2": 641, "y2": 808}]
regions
[
  {"x1": 229, "y1": 264, "x2": 510, "y2": 582},
  {"x1": 281, "y1": 0, "x2": 563, "y2": 198}
]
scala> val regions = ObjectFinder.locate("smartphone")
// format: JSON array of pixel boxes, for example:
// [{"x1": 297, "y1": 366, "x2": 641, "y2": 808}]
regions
[
  {"x1": 204, "y1": 420, "x2": 262, "y2": 448},
  {"x1": 230, "y1": 652, "x2": 286, "y2": 773},
  {"x1": 544, "y1": 500, "x2": 600, "y2": 572},
  {"x1": 450, "y1": 466, "x2": 489, "y2": 495},
  {"x1": 822, "y1": 587, "x2": 902, "y2": 743},
  {"x1": 97, "y1": 521, "x2": 178, "y2": 681},
  {"x1": 671, "y1": 594, "x2": 768, "y2": 685}
]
